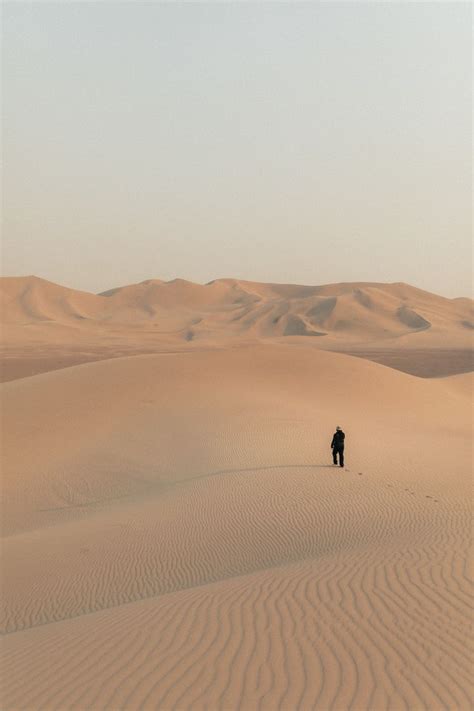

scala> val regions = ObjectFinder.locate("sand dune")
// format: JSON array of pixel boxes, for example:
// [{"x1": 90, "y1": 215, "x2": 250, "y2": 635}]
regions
[
  {"x1": 1, "y1": 344, "x2": 472, "y2": 709},
  {"x1": 0, "y1": 275, "x2": 106, "y2": 323},
  {"x1": 2, "y1": 346, "x2": 470, "y2": 532},
  {"x1": 1, "y1": 276, "x2": 472, "y2": 337},
  {"x1": 1, "y1": 276, "x2": 472, "y2": 382}
]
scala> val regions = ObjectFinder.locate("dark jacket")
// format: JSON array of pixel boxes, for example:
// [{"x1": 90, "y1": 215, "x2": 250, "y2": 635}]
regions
[{"x1": 331, "y1": 430, "x2": 345, "y2": 449}]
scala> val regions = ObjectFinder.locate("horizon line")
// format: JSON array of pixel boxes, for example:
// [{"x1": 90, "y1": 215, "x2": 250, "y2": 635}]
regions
[{"x1": 1, "y1": 273, "x2": 472, "y2": 301}]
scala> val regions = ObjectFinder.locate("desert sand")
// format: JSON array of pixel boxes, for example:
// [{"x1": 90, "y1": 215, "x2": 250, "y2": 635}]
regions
[
  {"x1": 1, "y1": 276, "x2": 473, "y2": 381},
  {"x1": 1, "y1": 277, "x2": 473, "y2": 710}
]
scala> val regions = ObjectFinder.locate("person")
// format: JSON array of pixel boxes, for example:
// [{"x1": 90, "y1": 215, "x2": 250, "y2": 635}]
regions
[{"x1": 331, "y1": 426, "x2": 345, "y2": 467}]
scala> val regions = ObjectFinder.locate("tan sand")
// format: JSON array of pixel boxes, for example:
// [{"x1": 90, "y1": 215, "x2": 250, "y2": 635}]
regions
[
  {"x1": 1, "y1": 276, "x2": 473, "y2": 381},
  {"x1": 1, "y1": 340, "x2": 472, "y2": 710}
]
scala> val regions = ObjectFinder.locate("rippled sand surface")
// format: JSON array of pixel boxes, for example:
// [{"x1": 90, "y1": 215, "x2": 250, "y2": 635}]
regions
[{"x1": 1, "y1": 342, "x2": 472, "y2": 710}]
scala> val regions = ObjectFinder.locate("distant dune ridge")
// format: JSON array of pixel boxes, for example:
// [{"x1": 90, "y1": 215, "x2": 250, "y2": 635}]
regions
[
  {"x1": 1, "y1": 275, "x2": 473, "y2": 380},
  {"x1": 1, "y1": 277, "x2": 473, "y2": 710},
  {"x1": 1, "y1": 275, "x2": 472, "y2": 335}
]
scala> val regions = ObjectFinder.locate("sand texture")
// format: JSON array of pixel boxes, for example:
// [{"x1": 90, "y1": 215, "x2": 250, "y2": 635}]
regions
[{"x1": 1, "y1": 279, "x2": 473, "y2": 710}]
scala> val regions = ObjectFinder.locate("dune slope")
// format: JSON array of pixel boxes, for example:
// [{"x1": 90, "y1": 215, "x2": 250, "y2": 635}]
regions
[{"x1": 1, "y1": 345, "x2": 472, "y2": 710}]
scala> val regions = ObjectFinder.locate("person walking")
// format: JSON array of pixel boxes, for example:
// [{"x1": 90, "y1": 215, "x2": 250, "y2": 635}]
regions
[{"x1": 331, "y1": 426, "x2": 345, "y2": 467}]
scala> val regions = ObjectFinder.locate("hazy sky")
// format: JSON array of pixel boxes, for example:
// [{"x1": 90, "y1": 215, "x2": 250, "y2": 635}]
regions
[{"x1": 2, "y1": 2, "x2": 472, "y2": 296}]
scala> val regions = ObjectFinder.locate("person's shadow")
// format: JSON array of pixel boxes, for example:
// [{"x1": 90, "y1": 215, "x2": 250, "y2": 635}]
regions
[
  {"x1": 189, "y1": 463, "x2": 336, "y2": 483},
  {"x1": 38, "y1": 464, "x2": 338, "y2": 512}
]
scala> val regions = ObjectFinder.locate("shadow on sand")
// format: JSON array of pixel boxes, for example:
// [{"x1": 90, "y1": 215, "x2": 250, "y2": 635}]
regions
[
  {"x1": 188, "y1": 463, "x2": 337, "y2": 484},
  {"x1": 38, "y1": 464, "x2": 339, "y2": 513}
]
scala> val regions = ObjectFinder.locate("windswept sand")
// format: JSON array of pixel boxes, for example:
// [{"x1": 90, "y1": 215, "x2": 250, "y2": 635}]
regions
[{"x1": 1, "y1": 342, "x2": 473, "y2": 710}]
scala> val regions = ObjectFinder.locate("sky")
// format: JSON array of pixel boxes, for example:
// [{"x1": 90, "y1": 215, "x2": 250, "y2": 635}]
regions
[{"x1": 2, "y1": 2, "x2": 472, "y2": 297}]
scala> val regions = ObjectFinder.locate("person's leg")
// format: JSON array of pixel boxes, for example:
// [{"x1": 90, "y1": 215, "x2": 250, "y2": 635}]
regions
[
  {"x1": 333, "y1": 448, "x2": 337, "y2": 464},
  {"x1": 339, "y1": 447, "x2": 344, "y2": 467}
]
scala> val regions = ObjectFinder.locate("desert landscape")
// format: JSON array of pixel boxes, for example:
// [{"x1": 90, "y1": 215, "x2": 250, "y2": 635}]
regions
[{"x1": 1, "y1": 275, "x2": 473, "y2": 710}]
